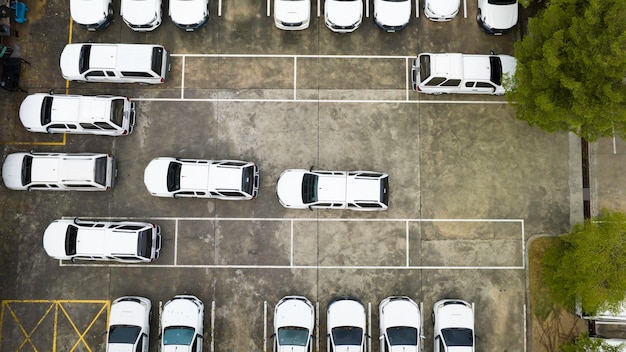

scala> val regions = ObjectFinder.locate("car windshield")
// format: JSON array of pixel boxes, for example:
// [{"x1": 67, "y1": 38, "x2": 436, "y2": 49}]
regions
[
  {"x1": 278, "y1": 326, "x2": 309, "y2": 346},
  {"x1": 108, "y1": 325, "x2": 141, "y2": 344},
  {"x1": 332, "y1": 326, "x2": 363, "y2": 346},
  {"x1": 441, "y1": 328, "x2": 473, "y2": 347},
  {"x1": 163, "y1": 326, "x2": 195, "y2": 345},
  {"x1": 65, "y1": 225, "x2": 78, "y2": 255},
  {"x1": 21, "y1": 155, "x2": 32, "y2": 186},
  {"x1": 489, "y1": 56, "x2": 503, "y2": 85},
  {"x1": 41, "y1": 96, "x2": 53, "y2": 125},
  {"x1": 137, "y1": 229, "x2": 152, "y2": 259},
  {"x1": 301, "y1": 173, "x2": 318, "y2": 204},
  {"x1": 167, "y1": 161, "x2": 182, "y2": 192},
  {"x1": 387, "y1": 326, "x2": 418, "y2": 346},
  {"x1": 109, "y1": 99, "x2": 125, "y2": 128},
  {"x1": 419, "y1": 55, "x2": 431, "y2": 84}
]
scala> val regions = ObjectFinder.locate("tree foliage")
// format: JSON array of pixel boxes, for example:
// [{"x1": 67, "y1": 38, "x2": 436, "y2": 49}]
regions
[
  {"x1": 507, "y1": 0, "x2": 626, "y2": 141},
  {"x1": 560, "y1": 333, "x2": 625, "y2": 352},
  {"x1": 542, "y1": 210, "x2": 626, "y2": 314}
]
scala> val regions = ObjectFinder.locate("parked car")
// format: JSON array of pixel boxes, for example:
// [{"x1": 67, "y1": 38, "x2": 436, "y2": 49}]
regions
[
  {"x1": 476, "y1": 0, "x2": 518, "y2": 35},
  {"x1": 2, "y1": 152, "x2": 116, "y2": 191},
  {"x1": 432, "y1": 299, "x2": 475, "y2": 352},
  {"x1": 373, "y1": 0, "x2": 410, "y2": 32},
  {"x1": 106, "y1": 296, "x2": 151, "y2": 352},
  {"x1": 60, "y1": 43, "x2": 170, "y2": 84},
  {"x1": 274, "y1": 0, "x2": 311, "y2": 30},
  {"x1": 327, "y1": 297, "x2": 366, "y2": 352},
  {"x1": 423, "y1": 0, "x2": 459, "y2": 21},
  {"x1": 276, "y1": 169, "x2": 389, "y2": 210},
  {"x1": 411, "y1": 52, "x2": 517, "y2": 95},
  {"x1": 19, "y1": 93, "x2": 135, "y2": 136},
  {"x1": 169, "y1": 0, "x2": 209, "y2": 31},
  {"x1": 273, "y1": 296, "x2": 315, "y2": 352},
  {"x1": 70, "y1": 0, "x2": 113, "y2": 31},
  {"x1": 379, "y1": 296, "x2": 423, "y2": 352},
  {"x1": 121, "y1": 0, "x2": 163, "y2": 31},
  {"x1": 42, "y1": 218, "x2": 161, "y2": 263},
  {"x1": 144, "y1": 158, "x2": 259, "y2": 199},
  {"x1": 161, "y1": 295, "x2": 204, "y2": 352},
  {"x1": 324, "y1": 0, "x2": 363, "y2": 32}
]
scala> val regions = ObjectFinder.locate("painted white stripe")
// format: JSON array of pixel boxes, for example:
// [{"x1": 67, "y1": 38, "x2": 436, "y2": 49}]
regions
[
  {"x1": 211, "y1": 301, "x2": 216, "y2": 352},
  {"x1": 317, "y1": 0, "x2": 321, "y2": 17},
  {"x1": 463, "y1": 0, "x2": 467, "y2": 18},
  {"x1": 315, "y1": 301, "x2": 320, "y2": 352},
  {"x1": 218, "y1": 0, "x2": 222, "y2": 16},
  {"x1": 405, "y1": 57, "x2": 410, "y2": 101},
  {"x1": 365, "y1": 0, "x2": 369, "y2": 18},
  {"x1": 174, "y1": 218, "x2": 179, "y2": 265},
  {"x1": 405, "y1": 220, "x2": 410, "y2": 267},
  {"x1": 61, "y1": 263, "x2": 524, "y2": 269},
  {"x1": 264, "y1": 300, "x2": 268, "y2": 352},
  {"x1": 416, "y1": 0, "x2": 419, "y2": 17},
  {"x1": 79, "y1": 216, "x2": 523, "y2": 222},
  {"x1": 290, "y1": 220, "x2": 294, "y2": 266},
  {"x1": 293, "y1": 57, "x2": 297, "y2": 100},
  {"x1": 267, "y1": 0, "x2": 271, "y2": 16},
  {"x1": 132, "y1": 97, "x2": 509, "y2": 104},
  {"x1": 523, "y1": 303, "x2": 527, "y2": 352},
  {"x1": 368, "y1": 302, "x2": 372, "y2": 352},
  {"x1": 181, "y1": 56, "x2": 186, "y2": 99},
  {"x1": 172, "y1": 53, "x2": 414, "y2": 59}
]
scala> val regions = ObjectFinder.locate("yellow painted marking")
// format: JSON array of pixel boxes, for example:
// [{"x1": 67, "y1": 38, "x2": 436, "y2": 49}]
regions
[
  {"x1": 0, "y1": 300, "x2": 110, "y2": 352},
  {"x1": 1, "y1": 133, "x2": 67, "y2": 146}
]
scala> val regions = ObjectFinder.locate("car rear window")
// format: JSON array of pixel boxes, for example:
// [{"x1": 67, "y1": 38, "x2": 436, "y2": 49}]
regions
[
  {"x1": 151, "y1": 47, "x2": 164, "y2": 76},
  {"x1": 79, "y1": 45, "x2": 91, "y2": 74},
  {"x1": 301, "y1": 173, "x2": 318, "y2": 204},
  {"x1": 109, "y1": 99, "x2": 125, "y2": 128},
  {"x1": 488, "y1": 0, "x2": 516, "y2": 4},
  {"x1": 94, "y1": 156, "x2": 108, "y2": 186},
  {"x1": 21, "y1": 155, "x2": 32, "y2": 186},
  {"x1": 241, "y1": 165, "x2": 255, "y2": 196},
  {"x1": 65, "y1": 225, "x2": 78, "y2": 255},
  {"x1": 41, "y1": 96, "x2": 53, "y2": 125},
  {"x1": 137, "y1": 229, "x2": 153, "y2": 259},
  {"x1": 380, "y1": 176, "x2": 389, "y2": 205},
  {"x1": 419, "y1": 55, "x2": 431, "y2": 84}
]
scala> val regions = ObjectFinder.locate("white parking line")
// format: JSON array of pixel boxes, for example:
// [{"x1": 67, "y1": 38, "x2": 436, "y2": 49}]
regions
[
  {"x1": 218, "y1": 0, "x2": 222, "y2": 16},
  {"x1": 415, "y1": 0, "x2": 419, "y2": 17},
  {"x1": 405, "y1": 57, "x2": 410, "y2": 101},
  {"x1": 365, "y1": 0, "x2": 369, "y2": 18},
  {"x1": 315, "y1": 301, "x2": 320, "y2": 352},
  {"x1": 263, "y1": 300, "x2": 268, "y2": 352},
  {"x1": 463, "y1": 0, "x2": 467, "y2": 18},
  {"x1": 267, "y1": 0, "x2": 271, "y2": 16},
  {"x1": 211, "y1": 301, "x2": 216, "y2": 352},
  {"x1": 174, "y1": 219, "x2": 179, "y2": 265},
  {"x1": 367, "y1": 302, "x2": 372, "y2": 352},
  {"x1": 134, "y1": 97, "x2": 508, "y2": 104}
]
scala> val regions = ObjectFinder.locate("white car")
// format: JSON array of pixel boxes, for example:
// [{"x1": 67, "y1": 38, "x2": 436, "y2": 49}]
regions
[
  {"x1": 43, "y1": 218, "x2": 162, "y2": 263},
  {"x1": 19, "y1": 93, "x2": 135, "y2": 136},
  {"x1": 423, "y1": 0, "x2": 459, "y2": 21},
  {"x1": 70, "y1": 0, "x2": 113, "y2": 31},
  {"x1": 324, "y1": 0, "x2": 363, "y2": 33},
  {"x1": 327, "y1": 297, "x2": 366, "y2": 352},
  {"x1": 373, "y1": 0, "x2": 410, "y2": 32},
  {"x1": 144, "y1": 158, "x2": 259, "y2": 199},
  {"x1": 274, "y1": 0, "x2": 311, "y2": 30},
  {"x1": 161, "y1": 295, "x2": 204, "y2": 352},
  {"x1": 2, "y1": 152, "x2": 116, "y2": 191},
  {"x1": 379, "y1": 296, "x2": 423, "y2": 352},
  {"x1": 121, "y1": 0, "x2": 162, "y2": 31},
  {"x1": 432, "y1": 299, "x2": 475, "y2": 352},
  {"x1": 476, "y1": 0, "x2": 518, "y2": 35},
  {"x1": 273, "y1": 296, "x2": 315, "y2": 352},
  {"x1": 106, "y1": 296, "x2": 151, "y2": 352},
  {"x1": 170, "y1": 0, "x2": 209, "y2": 31},
  {"x1": 276, "y1": 169, "x2": 389, "y2": 211}
]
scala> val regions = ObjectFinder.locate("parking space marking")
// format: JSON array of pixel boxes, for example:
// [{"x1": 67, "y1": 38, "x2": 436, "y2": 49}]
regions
[
  {"x1": 0, "y1": 133, "x2": 66, "y2": 146},
  {"x1": 464, "y1": 0, "x2": 467, "y2": 18},
  {"x1": 267, "y1": 0, "x2": 270, "y2": 17},
  {"x1": 367, "y1": 302, "x2": 372, "y2": 352},
  {"x1": 139, "y1": 53, "x2": 508, "y2": 105},
  {"x1": 416, "y1": 0, "x2": 419, "y2": 17},
  {"x1": 263, "y1": 301, "x2": 268, "y2": 352},
  {"x1": 218, "y1": 0, "x2": 222, "y2": 16},
  {"x1": 0, "y1": 300, "x2": 109, "y2": 352},
  {"x1": 211, "y1": 300, "x2": 216, "y2": 352},
  {"x1": 59, "y1": 217, "x2": 525, "y2": 270}
]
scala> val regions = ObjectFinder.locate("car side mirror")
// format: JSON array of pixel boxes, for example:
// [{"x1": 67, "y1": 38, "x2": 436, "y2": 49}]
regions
[
  {"x1": 49, "y1": 89, "x2": 54, "y2": 95},
  {"x1": 270, "y1": 333, "x2": 276, "y2": 339},
  {"x1": 489, "y1": 50, "x2": 495, "y2": 55},
  {"x1": 365, "y1": 333, "x2": 371, "y2": 339},
  {"x1": 70, "y1": 257, "x2": 76, "y2": 264},
  {"x1": 309, "y1": 165, "x2": 314, "y2": 172},
  {"x1": 308, "y1": 205, "x2": 314, "y2": 211}
]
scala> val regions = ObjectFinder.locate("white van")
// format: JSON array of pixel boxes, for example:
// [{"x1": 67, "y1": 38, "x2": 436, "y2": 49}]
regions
[
  {"x1": 578, "y1": 303, "x2": 626, "y2": 351},
  {"x1": 19, "y1": 93, "x2": 135, "y2": 136},
  {"x1": 2, "y1": 152, "x2": 116, "y2": 191},
  {"x1": 60, "y1": 43, "x2": 170, "y2": 84},
  {"x1": 43, "y1": 218, "x2": 162, "y2": 263},
  {"x1": 411, "y1": 52, "x2": 517, "y2": 95}
]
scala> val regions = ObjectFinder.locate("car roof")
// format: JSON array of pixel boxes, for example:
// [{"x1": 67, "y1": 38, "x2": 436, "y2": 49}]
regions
[
  {"x1": 207, "y1": 163, "x2": 245, "y2": 191},
  {"x1": 346, "y1": 173, "x2": 385, "y2": 203},
  {"x1": 317, "y1": 173, "x2": 347, "y2": 203},
  {"x1": 30, "y1": 154, "x2": 99, "y2": 184},
  {"x1": 77, "y1": 228, "x2": 140, "y2": 256},
  {"x1": 179, "y1": 163, "x2": 210, "y2": 191},
  {"x1": 88, "y1": 44, "x2": 158, "y2": 71}
]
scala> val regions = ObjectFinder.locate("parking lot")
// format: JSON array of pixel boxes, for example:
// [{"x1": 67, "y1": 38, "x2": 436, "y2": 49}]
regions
[{"x1": 0, "y1": 0, "x2": 578, "y2": 351}]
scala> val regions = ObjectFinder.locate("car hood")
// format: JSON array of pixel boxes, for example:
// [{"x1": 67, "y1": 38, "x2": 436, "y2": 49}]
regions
[
  {"x1": 122, "y1": 0, "x2": 160, "y2": 25},
  {"x1": 447, "y1": 347, "x2": 474, "y2": 352},
  {"x1": 275, "y1": 300, "x2": 314, "y2": 329},
  {"x1": 162, "y1": 299, "x2": 199, "y2": 328},
  {"x1": 325, "y1": 0, "x2": 362, "y2": 26},
  {"x1": 276, "y1": 169, "x2": 306, "y2": 207},
  {"x1": 426, "y1": 0, "x2": 459, "y2": 17},
  {"x1": 275, "y1": 0, "x2": 310, "y2": 23},
  {"x1": 19, "y1": 94, "x2": 46, "y2": 131},
  {"x1": 43, "y1": 222, "x2": 70, "y2": 259},
  {"x1": 481, "y1": 2, "x2": 518, "y2": 30},
  {"x1": 334, "y1": 346, "x2": 363, "y2": 352},
  {"x1": 278, "y1": 346, "x2": 307, "y2": 352},
  {"x1": 391, "y1": 346, "x2": 418, "y2": 352},
  {"x1": 144, "y1": 158, "x2": 172, "y2": 195},
  {"x1": 170, "y1": 0, "x2": 206, "y2": 25},
  {"x1": 162, "y1": 345, "x2": 192, "y2": 352},
  {"x1": 60, "y1": 44, "x2": 82, "y2": 79},
  {"x1": 70, "y1": 0, "x2": 108, "y2": 24},
  {"x1": 2, "y1": 153, "x2": 26, "y2": 190},
  {"x1": 328, "y1": 300, "x2": 365, "y2": 329},
  {"x1": 107, "y1": 344, "x2": 135, "y2": 352},
  {"x1": 110, "y1": 301, "x2": 147, "y2": 327},
  {"x1": 374, "y1": 0, "x2": 410, "y2": 26}
]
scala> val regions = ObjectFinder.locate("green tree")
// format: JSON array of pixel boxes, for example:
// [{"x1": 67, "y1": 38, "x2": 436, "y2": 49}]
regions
[
  {"x1": 542, "y1": 210, "x2": 626, "y2": 314},
  {"x1": 507, "y1": 0, "x2": 626, "y2": 141},
  {"x1": 560, "y1": 333, "x2": 625, "y2": 352}
]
